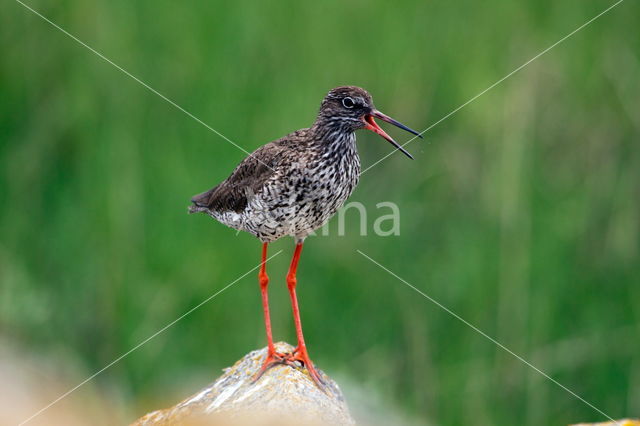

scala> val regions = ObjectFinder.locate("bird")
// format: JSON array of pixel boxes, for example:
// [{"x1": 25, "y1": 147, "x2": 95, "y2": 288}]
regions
[{"x1": 189, "y1": 86, "x2": 422, "y2": 387}]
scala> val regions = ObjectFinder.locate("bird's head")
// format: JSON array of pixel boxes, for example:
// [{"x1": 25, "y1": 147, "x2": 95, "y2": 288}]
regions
[{"x1": 316, "y1": 86, "x2": 422, "y2": 159}]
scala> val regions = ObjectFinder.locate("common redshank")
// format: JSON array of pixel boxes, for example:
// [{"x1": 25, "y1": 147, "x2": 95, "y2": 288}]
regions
[{"x1": 189, "y1": 86, "x2": 421, "y2": 387}]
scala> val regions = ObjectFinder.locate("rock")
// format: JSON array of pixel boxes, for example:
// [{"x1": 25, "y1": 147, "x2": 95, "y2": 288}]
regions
[{"x1": 132, "y1": 342, "x2": 355, "y2": 425}]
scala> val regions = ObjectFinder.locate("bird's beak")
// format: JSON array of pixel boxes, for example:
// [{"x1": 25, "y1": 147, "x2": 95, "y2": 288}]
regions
[{"x1": 363, "y1": 110, "x2": 422, "y2": 160}]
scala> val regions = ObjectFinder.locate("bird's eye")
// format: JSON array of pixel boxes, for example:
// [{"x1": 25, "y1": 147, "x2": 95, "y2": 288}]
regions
[{"x1": 342, "y1": 97, "x2": 355, "y2": 109}]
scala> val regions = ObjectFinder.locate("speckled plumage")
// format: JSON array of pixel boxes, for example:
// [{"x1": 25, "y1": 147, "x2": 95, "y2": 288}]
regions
[
  {"x1": 189, "y1": 86, "x2": 417, "y2": 243},
  {"x1": 189, "y1": 86, "x2": 420, "y2": 388},
  {"x1": 189, "y1": 87, "x2": 371, "y2": 242}
]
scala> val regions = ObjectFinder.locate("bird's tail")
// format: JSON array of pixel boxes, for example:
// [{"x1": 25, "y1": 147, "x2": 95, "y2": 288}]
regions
[{"x1": 188, "y1": 189, "x2": 214, "y2": 214}]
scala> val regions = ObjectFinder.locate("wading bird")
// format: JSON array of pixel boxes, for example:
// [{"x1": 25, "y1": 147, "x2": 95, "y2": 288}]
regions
[{"x1": 189, "y1": 86, "x2": 421, "y2": 387}]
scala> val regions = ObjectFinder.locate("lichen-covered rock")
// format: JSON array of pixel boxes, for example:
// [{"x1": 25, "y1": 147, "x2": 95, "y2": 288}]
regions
[{"x1": 132, "y1": 342, "x2": 355, "y2": 425}]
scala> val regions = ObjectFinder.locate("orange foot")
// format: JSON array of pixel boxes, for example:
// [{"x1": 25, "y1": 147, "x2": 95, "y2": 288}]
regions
[
  {"x1": 252, "y1": 348, "x2": 325, "y2": 390},
  {"x1": 287, "y1": 346, "x2": 325, "y2": 389},
  {"x1": 252, "y1": 350, "x2": 290, "y2": 383}
]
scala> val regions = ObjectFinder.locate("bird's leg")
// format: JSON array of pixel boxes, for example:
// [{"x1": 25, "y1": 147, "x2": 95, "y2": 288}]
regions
[
  {"x1": 253, "y1": 242, "x2": 287, "y2": 382},
  {"x1": 259, "y1": 243, "x2": 276, "y2": 355},
  {"x1": 285, "y1": 242, "x2": 324, "y2": 387}
]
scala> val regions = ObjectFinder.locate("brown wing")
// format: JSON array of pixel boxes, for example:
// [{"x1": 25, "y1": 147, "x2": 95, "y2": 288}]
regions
[{"x1": 190, "y1": 143, "x2": 289, "y2": 214}]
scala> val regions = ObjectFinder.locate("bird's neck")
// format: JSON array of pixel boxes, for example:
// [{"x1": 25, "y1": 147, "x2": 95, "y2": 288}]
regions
[
  {"x1": 309, "y1": 121, "x2": 357, "y2": 157},
  {"x1": 310, "y1": 117, "x2": 357, "y2": 143}
]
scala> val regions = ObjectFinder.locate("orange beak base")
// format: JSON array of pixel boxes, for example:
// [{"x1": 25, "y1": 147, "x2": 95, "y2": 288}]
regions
[
  {"x1": 364, "y1": 114, "x2": 393, "y2": 141},
  {"x1": 363, "y1": 112, "x2": 415, "y2": 159}
]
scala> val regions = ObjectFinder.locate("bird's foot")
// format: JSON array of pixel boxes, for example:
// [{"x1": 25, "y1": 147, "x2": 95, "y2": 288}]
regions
[
  {"x1": 252, "y1": 347, "x2": 325, "y2": 390},
  {"x1": 287, "y1": 346, "x2": 325, "y2": 390},
  {"x1": 252, "y1": 350, "x2": 290, "y2": 383}
]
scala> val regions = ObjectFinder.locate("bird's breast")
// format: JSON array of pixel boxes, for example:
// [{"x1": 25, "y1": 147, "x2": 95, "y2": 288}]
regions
[
  {"x1": 237, "y1": 135, "x2": 361, "y2": 240},
  {"x1": 296, "y1": 136, "x2": 361, "y2": 213}
]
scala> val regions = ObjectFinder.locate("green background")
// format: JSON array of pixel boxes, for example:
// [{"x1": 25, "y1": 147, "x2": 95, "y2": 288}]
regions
[{"x1": 1, "y1": 0, "x2": 639, "y2": 424}]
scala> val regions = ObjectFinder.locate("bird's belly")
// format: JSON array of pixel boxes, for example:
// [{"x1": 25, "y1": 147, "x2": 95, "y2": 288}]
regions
[{"x1": 241, "y1": 160, "x2": 360, "y2": 242}]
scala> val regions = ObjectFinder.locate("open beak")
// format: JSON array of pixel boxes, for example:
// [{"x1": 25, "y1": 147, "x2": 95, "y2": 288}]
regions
[{"x1": 363, "y1": 110, "x2": 422, "y2": 160}]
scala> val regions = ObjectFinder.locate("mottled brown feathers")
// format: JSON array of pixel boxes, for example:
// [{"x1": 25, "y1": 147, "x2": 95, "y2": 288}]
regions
[
  {"x1": 189, "y1": 127, "x2": 319, "y2": 214},
  {"x1": 189, "y1": 86, "x2": 371, "y2": 242},
  {"x1": 190, "y1": 142, "x2": 289, "y2": 213}
]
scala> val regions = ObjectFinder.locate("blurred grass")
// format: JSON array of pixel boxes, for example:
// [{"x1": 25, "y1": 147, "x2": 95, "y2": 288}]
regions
[{"x1": 1, "y1": 0, "x2": 639, "y2": 424}]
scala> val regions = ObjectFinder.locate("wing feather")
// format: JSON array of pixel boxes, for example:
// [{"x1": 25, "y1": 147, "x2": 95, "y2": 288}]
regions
[{"x1": 189, "y1": 143, "x2": 288, "y2": 214}]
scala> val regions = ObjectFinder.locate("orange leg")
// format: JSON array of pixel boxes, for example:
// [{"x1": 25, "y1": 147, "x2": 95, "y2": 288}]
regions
[
  {"x1": 259, "y1": 242, "x2": 276, "y2": 354},
  {"x1": 253, "y1": 243, "x2": 287, "y2": 381},
  {"x1": 286, "y1": 242, "x2": 324, "y2": 387}
]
